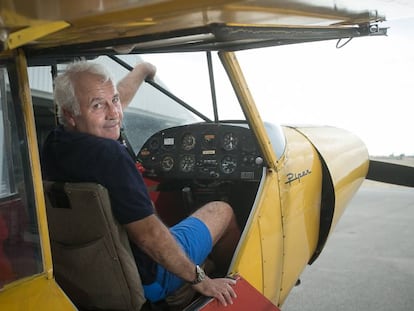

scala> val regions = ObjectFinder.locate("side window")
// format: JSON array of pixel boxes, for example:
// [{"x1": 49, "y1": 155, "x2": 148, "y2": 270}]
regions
[
  {"x1": 0, "y1": 70, "x2": 12, "y2": 198},
  {"x1": 0, "y1": 67, "x2": 42, "y2": 288}
]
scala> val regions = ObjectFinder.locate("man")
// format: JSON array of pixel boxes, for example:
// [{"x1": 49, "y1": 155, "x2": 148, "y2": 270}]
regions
[{"x1": 41, "y1": 60, "x2": 239, "y2": 306}]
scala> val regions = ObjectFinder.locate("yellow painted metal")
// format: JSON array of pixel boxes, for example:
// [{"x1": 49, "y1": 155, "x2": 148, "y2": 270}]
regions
[
  {"x1": 275, "y1": 125, "x2": 368, "y2": 306},
  {"x1": 293, "y1": 126, "x2": 369, "y2": 235},
  {"x1": 0, "y1": 275, "x2": 76, "y2": 310},
  {"x1": 0, "y1": 49, "x2": 76, "y2": 310},
  {"x1": 7, "y1": 21, "x2": 70, "y2": 50},
  {"x1": 276, "y1": 127, "x2": 323, "y2": 306},
  {"x1": 13, "y1": 48, "x2": 54, "y2": 279},
  {"x1": 231, "y1": 171, "x2": 284, "y2": 305}
]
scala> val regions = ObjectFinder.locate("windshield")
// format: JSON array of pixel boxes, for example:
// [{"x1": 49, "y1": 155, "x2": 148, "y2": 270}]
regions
[{"x1": 100, "y1": 52, "x2": 246, "y2": 153}]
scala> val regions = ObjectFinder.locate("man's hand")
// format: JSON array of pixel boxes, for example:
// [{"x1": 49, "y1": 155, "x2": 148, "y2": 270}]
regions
[
  {"x1": 192, "y1": 276, "x2": 237, "y2": 306},
  {"x1": 137, "y1": 62, "x2": 156, "y2": 81},
  {"x1": 117, "y1": 62, "x2": 157, "y2": 108}
]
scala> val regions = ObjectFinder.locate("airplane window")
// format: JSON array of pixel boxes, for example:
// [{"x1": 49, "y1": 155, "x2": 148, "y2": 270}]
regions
[
  {"x1": 0, "y1": 69, "x2": 15, "y2": 200},
  {"x1": 0, "y1": 84, "x2": 11, "y2": 198},
  {"x1": 137, "y1": 52, "x2": 244, "y2": 121},
  {"x1": 264, "y1": 122, "x2": 286, "y2": 159},
  {"x1": 109, "y1": 52, "x2": 246, "y2": 153},
  {"x1": 0, "y1": 67, "x2": 43, "y2": 288},
  {"x1": 28, "y1": 66, "x2": 56, "y2": 151},
  {"x1": 237, "y1": 52, "x2": 287, "y2": 159}
]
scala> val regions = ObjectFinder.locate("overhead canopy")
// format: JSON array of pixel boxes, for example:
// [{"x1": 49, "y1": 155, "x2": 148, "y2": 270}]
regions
[{"x1": 0, "y1": 0, "x2": 389, "y2": 64}]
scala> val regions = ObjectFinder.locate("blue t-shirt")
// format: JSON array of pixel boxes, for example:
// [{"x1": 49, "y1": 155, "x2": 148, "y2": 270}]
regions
[{"x1": 41, "y1": 126, "x2": 157, "y2": 283}]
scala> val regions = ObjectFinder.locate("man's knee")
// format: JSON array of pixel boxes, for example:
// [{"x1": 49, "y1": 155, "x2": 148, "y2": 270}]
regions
[
  {"x1": 194, "y1": 201, "x2": 233, "y2": 222},
  {"x1": 192, "y1": 201, "x2": 234, "y2": 244}
]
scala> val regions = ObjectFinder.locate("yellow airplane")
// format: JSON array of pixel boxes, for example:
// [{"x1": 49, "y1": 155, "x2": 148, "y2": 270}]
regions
[{"x1": 0, "y1": 1, "x2": 413, "y2": 310}]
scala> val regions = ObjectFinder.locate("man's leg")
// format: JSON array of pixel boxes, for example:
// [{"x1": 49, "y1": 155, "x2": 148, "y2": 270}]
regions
[{"x1": 191, "y1": 201, "x2": 241, "y2": 274}]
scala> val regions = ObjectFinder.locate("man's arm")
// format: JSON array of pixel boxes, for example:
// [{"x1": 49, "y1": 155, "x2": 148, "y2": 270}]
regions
[
  {"x1": 117, "y1": 62, "x2": 156, "y2": 109},
  {"x1": 125, "y1": 214, "x2": 237, "y2": 306}
]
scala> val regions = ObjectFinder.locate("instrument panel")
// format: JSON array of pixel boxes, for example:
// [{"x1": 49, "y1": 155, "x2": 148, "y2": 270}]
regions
[{"x1": 138, "y1": 123, "x2": 264, "y2": 181}]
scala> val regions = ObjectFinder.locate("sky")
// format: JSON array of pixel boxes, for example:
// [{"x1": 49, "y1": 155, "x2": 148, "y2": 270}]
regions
[{"x1": 236, "y1": 17, "x2": 414, "y2": 157}]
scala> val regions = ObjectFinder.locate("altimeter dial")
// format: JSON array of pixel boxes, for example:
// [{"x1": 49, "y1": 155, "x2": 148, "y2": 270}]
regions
[{"x1": 182, "y1": 133, "x2": 196, "y2": 151}]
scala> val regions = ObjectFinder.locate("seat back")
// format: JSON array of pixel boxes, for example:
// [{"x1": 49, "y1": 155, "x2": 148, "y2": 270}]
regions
[{"x1": 43, "y1": 181, "x2": 146, "y2": 311}]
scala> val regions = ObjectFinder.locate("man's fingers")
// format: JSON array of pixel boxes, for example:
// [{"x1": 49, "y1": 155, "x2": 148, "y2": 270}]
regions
[
  {"x1": 223, "y1": 290, "x2": 234, "y2": 305},
  {"x1": 217, "y1": 292, "x2": 232, "y2": 307},
  {"x1": 216, "y1": 279, "x2": 237, "y2": 306},
  {"x1": 228, "y1": 284, "x2": 237, "y2": 298},
  {"x1": 193, "y1": 276, "x2": 238, "y2": 307}
]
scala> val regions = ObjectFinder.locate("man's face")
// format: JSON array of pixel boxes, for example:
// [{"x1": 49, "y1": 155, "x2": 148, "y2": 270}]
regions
[{"x1": 67, "y1": 72, "x2": 123, "y2": 140}]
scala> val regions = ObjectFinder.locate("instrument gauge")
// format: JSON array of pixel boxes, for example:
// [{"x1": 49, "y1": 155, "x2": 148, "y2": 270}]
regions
[
  {"x1": 222, "y1": 132, "x2": 238, "y2": 151},
  {"x1": 202, "y1": 133, "x2": 216, "y2": 149},
  {"x1": 179, "y1": 154, "x2": 196, "y2": 173},
  {"x1": 182, "y1": 133, "x2": 196, "y2": 151},
  {"x1": 160, "y1": 155, "x2": 174, "y2": 172},
  {"x1": 148, "y1": 137, "x2": 160, "y2": 151},
  {"x1": 221, "y1": 155, "x2": 237, "y2": 174}
]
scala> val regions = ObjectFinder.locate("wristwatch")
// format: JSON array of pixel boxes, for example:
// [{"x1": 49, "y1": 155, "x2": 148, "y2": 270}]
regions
[{"x1": 191, "y1": 264, "x2": 206, "y2": 285}]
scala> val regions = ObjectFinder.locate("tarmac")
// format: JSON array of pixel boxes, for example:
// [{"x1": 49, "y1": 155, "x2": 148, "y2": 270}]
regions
[{"x1": 282, "y1": 180, "x2": 414, "y2": 311}]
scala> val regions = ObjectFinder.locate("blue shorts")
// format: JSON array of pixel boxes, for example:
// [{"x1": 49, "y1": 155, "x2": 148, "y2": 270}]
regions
[{"x1": 143, "y1": 216, "x2": 213, "y2": 302}]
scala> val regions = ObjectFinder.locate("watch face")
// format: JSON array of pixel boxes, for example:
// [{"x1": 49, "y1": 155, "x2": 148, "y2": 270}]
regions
[{"x1": 195, "y1": 265, "x2": 206, "y2": 283}]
